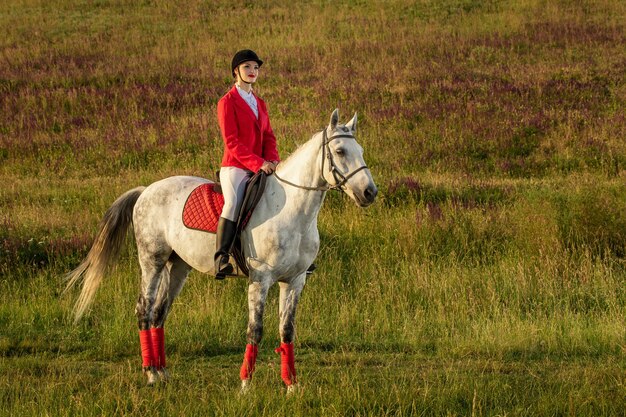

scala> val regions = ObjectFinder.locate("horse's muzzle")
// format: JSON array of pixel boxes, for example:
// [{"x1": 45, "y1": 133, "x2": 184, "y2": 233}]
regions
[{"x1": 357, "y1": 184, "x2": 378, "y2": 207}]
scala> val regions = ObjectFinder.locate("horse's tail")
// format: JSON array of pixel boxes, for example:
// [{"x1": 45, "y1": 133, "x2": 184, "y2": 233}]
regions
[{"x1": 64, "y1": 186, "x2": 146, "y2": 323}]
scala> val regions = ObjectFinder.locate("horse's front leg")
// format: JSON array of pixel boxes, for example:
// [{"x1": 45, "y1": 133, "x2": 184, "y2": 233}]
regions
[
  {"x1": 276, "y1": 273, "x2": 306, "y2": 391},
  {"x1": 240, "y1": 279, "x2": 270, "y2": 391}
]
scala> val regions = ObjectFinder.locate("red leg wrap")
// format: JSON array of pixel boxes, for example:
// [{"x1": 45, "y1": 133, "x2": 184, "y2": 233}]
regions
[
  {"x1": 275, "y1": 342, "x2": 296, "y2": 386},
  {"x1": 139, "y1": 329, "x2": 154, "y2": 368},
  {"x1": 150, "y1": 327, "x2": 166, "y2": 369},
  {"x1": 240, "y1": 344, "x2": 258, "y2": 380}
]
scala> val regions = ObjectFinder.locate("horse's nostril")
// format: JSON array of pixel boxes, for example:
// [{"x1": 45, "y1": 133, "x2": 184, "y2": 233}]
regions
[{"x1": 364, "y1": 185, "x2": 378, "y2": 201}]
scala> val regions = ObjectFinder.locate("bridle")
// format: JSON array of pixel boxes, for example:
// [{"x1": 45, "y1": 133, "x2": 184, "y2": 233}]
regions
[{"x1": 273, "y1": 128, "x2": 369, "y2": 192}]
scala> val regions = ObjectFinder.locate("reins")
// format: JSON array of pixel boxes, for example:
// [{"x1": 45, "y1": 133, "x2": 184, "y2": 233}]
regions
[{"x1": 273, "y1": 129, "x2": 369, "y2": 192}]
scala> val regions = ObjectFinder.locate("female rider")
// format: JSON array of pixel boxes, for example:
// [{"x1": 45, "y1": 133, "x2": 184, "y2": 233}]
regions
[{"x1": 215, "y1": 49, "x2": 280, "y2": 279}]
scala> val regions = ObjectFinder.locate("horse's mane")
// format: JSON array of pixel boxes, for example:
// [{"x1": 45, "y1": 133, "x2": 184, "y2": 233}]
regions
[
  {"x1": 279, "y1": 124, "x2": 348, "y2": 165},
  {"x1": 279, "y1": 130, "x2": 323, "y2": 166}
]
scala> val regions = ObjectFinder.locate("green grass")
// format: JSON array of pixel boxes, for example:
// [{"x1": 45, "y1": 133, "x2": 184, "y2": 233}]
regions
[
  {"x1": 1, "y1": 0, "x2": 625, "y2": 415},
  {"x1": 1, "y1": 354, "x2": 622, "y2": 416}
]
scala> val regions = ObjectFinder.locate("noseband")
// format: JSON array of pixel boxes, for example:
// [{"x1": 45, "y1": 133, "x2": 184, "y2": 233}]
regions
[{"x1": 274, "y1": 129, "x2": 369, "y2": 192}]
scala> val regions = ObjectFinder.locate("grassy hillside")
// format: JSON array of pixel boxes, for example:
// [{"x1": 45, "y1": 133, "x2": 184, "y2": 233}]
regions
[{"x1": 1, "y1": 0, "x2": 625, "y2": 416}]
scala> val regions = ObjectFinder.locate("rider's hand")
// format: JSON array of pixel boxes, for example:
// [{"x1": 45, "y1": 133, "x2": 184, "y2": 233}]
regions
[{"x1": 260, "y1": 161, "x2": 276, "y2": 174}]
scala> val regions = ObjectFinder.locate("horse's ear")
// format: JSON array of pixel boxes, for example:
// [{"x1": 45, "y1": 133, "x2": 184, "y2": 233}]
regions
[
  {"x1": 346, "y1": 112, "x2": 357, "y2": 133},
  {"x1": 329, "y1": 109, "x2": 339, "y2": 130}
]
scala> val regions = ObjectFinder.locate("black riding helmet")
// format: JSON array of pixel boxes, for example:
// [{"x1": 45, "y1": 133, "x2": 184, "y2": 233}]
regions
[{"x1": 231, "y1": 49, "x2": 263, "y2": 78}]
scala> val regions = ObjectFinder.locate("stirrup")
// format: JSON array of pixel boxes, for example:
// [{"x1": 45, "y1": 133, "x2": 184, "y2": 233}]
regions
[{"x1": 215, "y1": 256, "x2": 235, "y2": 280}]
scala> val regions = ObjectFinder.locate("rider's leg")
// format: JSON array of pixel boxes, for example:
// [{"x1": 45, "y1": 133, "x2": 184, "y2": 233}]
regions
[
  {"x1": 214, "y1": 217, "x2": 237, "y2": 279},
  {"x1": 215, "y1": 167, "x2": 248, "y2": 279}
]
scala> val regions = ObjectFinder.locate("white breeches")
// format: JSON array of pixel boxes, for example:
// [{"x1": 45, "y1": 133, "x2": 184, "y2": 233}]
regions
[{"x1": 219, "y1": 167, "x2": 250, "y2": 221}]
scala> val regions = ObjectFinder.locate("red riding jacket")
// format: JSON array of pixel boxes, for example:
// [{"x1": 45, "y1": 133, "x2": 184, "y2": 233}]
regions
[{"x1": 217, "y1": 85, "x2": 280, "y2": 173}]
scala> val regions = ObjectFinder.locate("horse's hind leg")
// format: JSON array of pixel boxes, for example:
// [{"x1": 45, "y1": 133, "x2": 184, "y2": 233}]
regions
[
  {"x1": 239, "y1": 279, "x2": 271, "y2": 392},
  {"x1": 277, "y1": 274, "x2": 306, "y2": 391},
  {"x1": 135, "y1": 244, "x2": 169, "y2": 385},
  {"x1": 149, "y1": 253, "x2": 192, "y2": 382}
]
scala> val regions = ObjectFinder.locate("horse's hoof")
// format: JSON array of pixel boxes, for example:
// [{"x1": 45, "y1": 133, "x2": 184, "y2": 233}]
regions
[
  {"x1": 286, "y1": 384, "x2": 300, "y2": 395},
  {"x1": 157, "y1": 367, "x2": 169, "y2": 383},
  {"x1": 143, "y1": 366, "x2": 161, "y2": 386},
  {"x1": 145, "y1": 370, "x2": 158, "y2": 386},
  {"x1": 240, "y1": 379, "x2": 251, "y2": 394}
]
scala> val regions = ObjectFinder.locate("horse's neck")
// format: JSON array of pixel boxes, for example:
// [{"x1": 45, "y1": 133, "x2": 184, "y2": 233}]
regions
[
  {"x1": 277, "y1": 133, "x2": 326, "y2": 189},
  {"x1": 271, "y1": 133, "x2": 327, "y2": 220}
]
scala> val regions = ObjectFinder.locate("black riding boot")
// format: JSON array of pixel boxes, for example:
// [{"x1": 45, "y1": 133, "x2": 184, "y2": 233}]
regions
[{"x1": 214, "y1": 217, "x2": 237, "y2": 280}]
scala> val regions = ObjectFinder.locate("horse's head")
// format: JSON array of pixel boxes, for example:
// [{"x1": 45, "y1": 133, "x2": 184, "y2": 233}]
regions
[{"x1": 322, "y1": 109, "x2": 378, "y2": 207}]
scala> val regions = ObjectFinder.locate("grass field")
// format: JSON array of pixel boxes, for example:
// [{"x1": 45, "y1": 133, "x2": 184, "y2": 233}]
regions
[{"x1": 1, "y1": 0, "x2": 625, "y2": 415}]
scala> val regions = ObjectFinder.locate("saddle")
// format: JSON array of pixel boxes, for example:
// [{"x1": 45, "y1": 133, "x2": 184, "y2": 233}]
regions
[{"x1": 182, "y1": 172, "x2": 267, "y2": 276}]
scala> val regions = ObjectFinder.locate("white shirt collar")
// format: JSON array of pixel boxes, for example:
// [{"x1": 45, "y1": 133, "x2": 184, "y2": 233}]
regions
[
  {"x1": 235, "y1": 84, "x2": 258, "y2": 118},
  {"x1": 236, "y1": 84, "x2": 254, "y2": 97}
]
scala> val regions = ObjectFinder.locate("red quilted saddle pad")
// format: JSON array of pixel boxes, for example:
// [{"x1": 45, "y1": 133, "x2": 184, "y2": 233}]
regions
[{"x1": 182, "y1": 183, "x2": 224, "y2": 233}]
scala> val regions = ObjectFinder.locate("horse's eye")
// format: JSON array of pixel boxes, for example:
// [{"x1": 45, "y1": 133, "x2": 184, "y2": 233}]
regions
[{"x1": 335, "y1": 148, "x2": 345, "y2": 156}]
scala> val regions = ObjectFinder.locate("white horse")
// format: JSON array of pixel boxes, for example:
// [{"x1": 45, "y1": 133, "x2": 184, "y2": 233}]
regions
[{"x1": 65, "y1": 109, "x2": 377, "y2": 391}]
